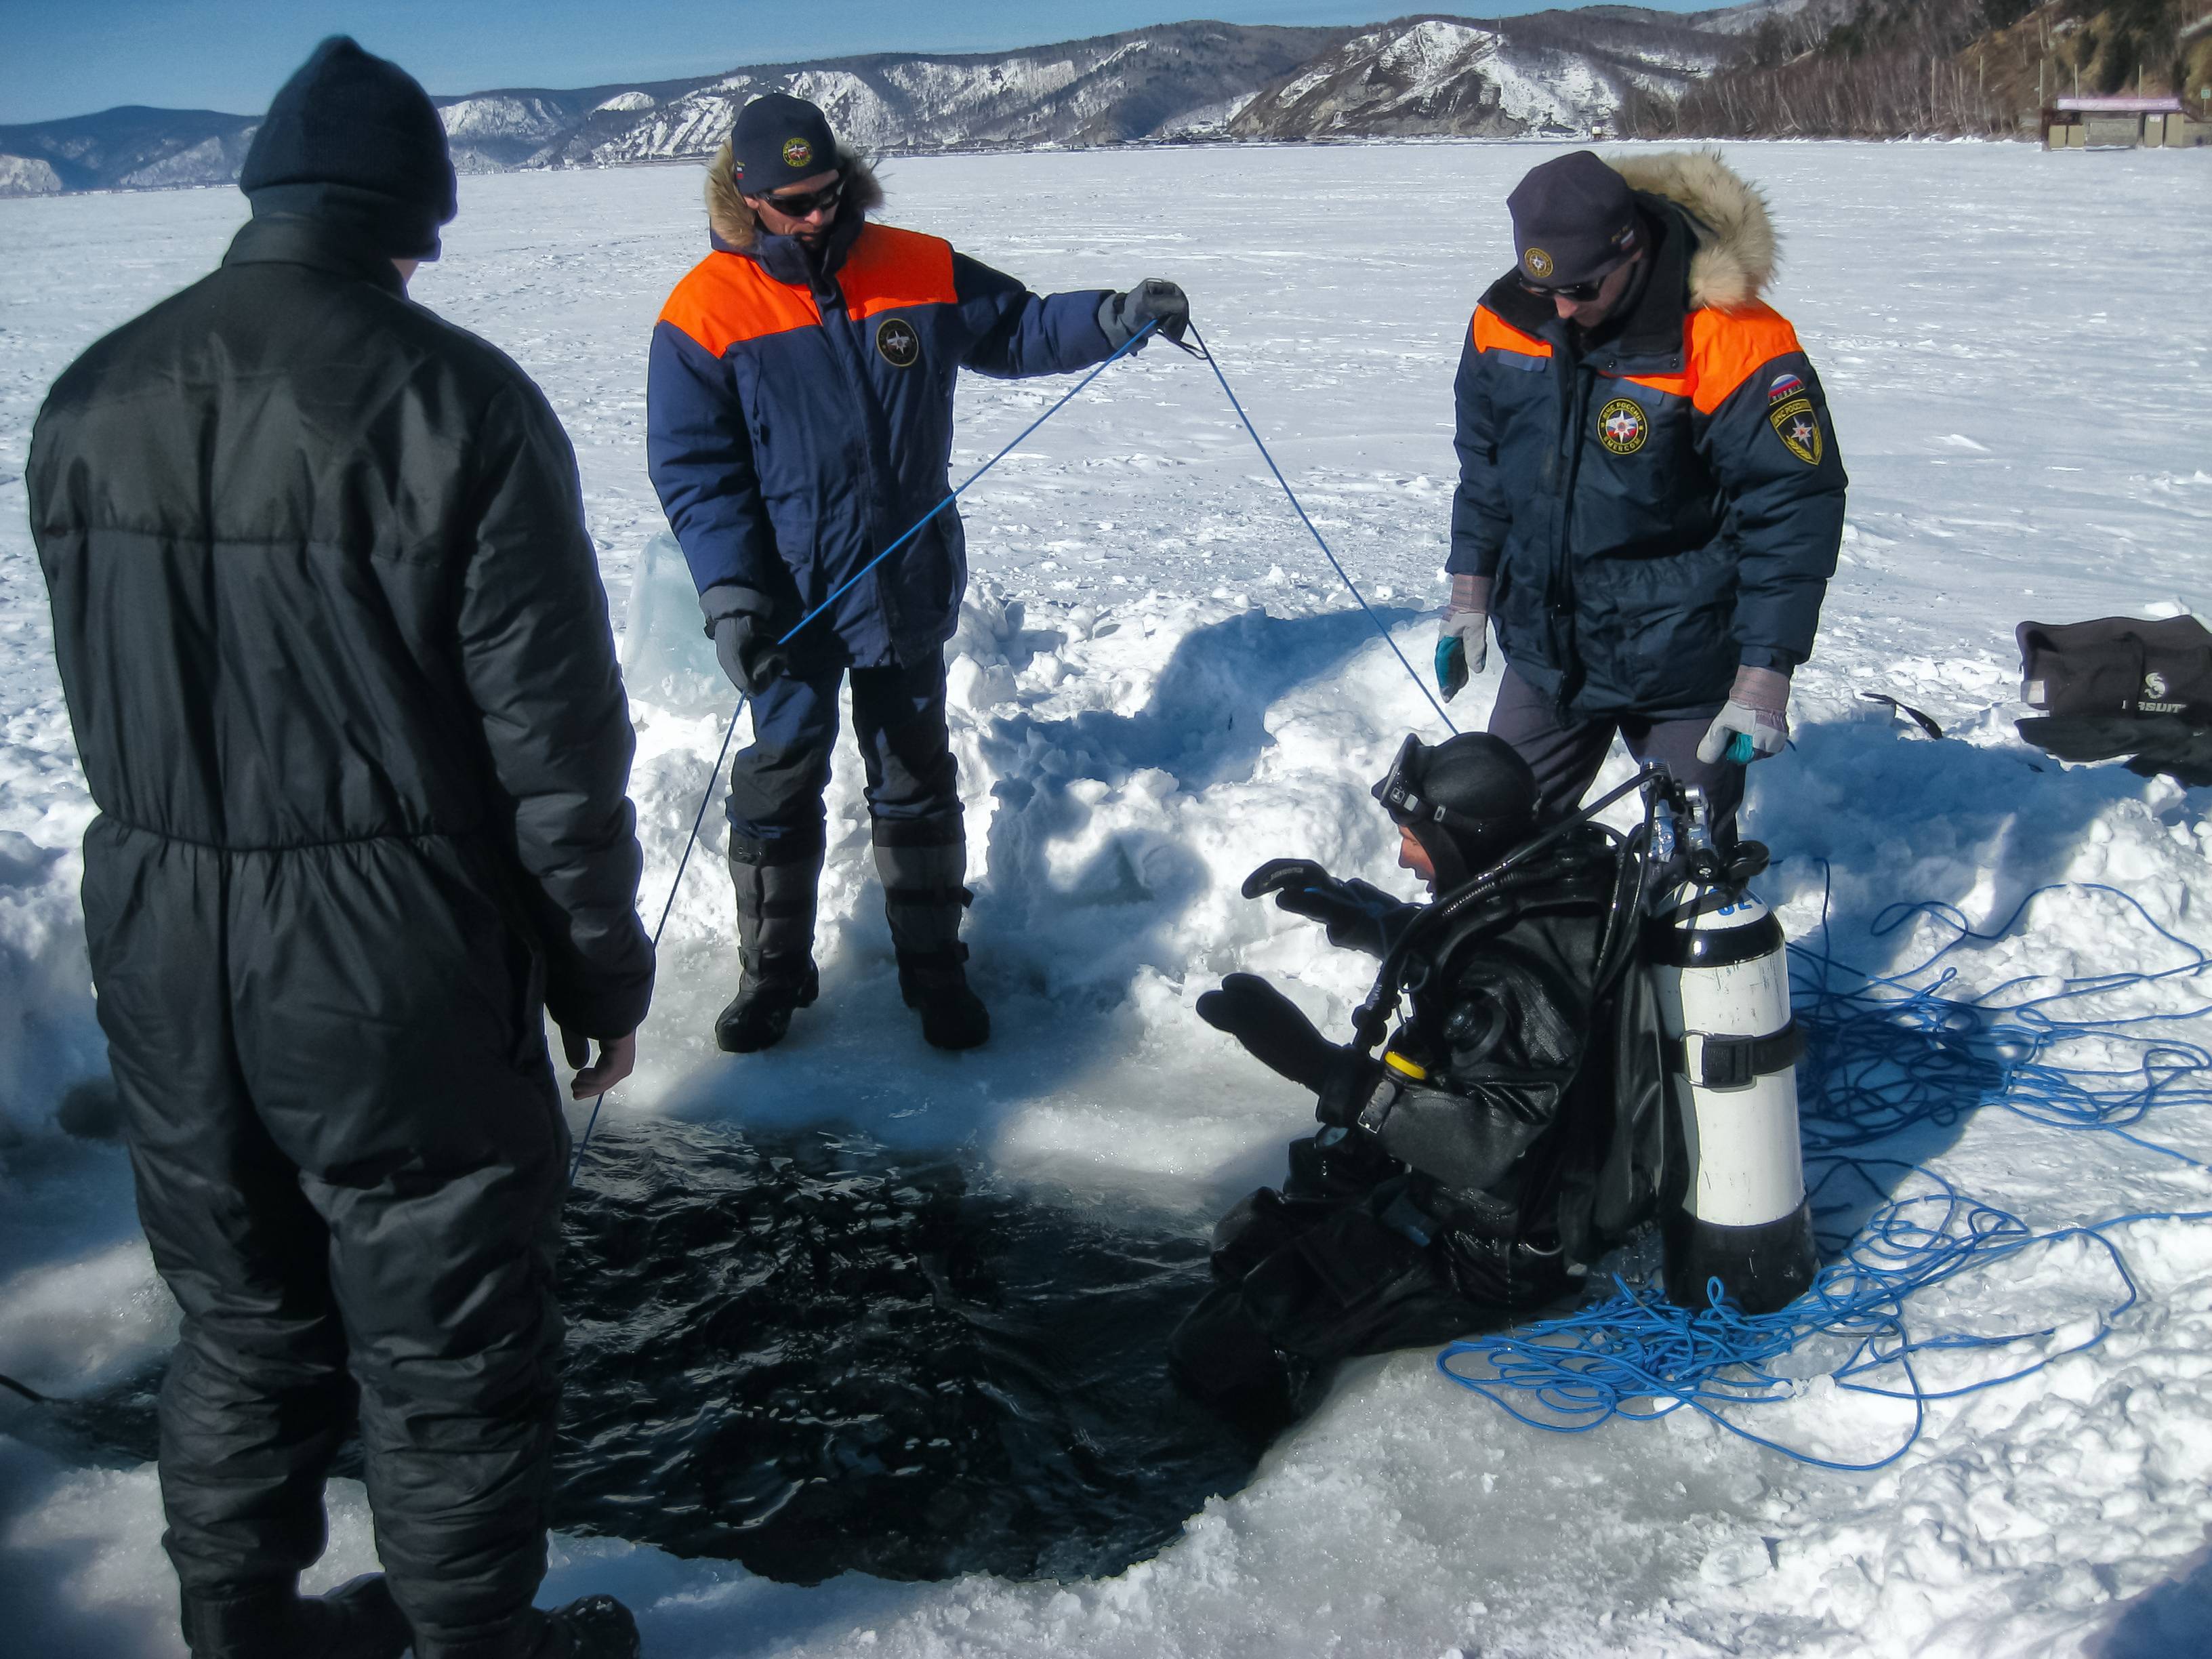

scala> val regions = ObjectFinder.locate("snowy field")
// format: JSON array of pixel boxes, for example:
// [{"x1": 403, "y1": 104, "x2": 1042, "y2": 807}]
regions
[{"x1": 3, "y1": 140, "x2": 2212, "y2": 1656}]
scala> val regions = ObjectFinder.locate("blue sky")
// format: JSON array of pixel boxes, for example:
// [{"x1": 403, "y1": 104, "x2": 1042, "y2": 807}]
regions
[{"x1": 0, "y1": 0, "x2": 1722, "y2": 126}]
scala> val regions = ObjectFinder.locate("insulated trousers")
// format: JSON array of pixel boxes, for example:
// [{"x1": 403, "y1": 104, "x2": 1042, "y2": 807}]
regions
[
  {"x1": 84, "y1": 821, "x2": 569, "y2": 1659},
  {"x1": 1488, "y1": 663, "x2": 1746, "y2": 841},
  {"x1": 725, "y1": 651, "x2": 960, "y2": 853}
]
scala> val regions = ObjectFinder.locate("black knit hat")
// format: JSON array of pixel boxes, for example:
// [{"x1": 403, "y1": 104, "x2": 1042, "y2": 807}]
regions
[
  {"x1": 240, "y1": 37, "x2": 457, "y2": 260},
  {"x1": 730, "y1": 94, "x2": 840, "y2": 195},
  {"x1": 1506, "y1": 150, "x2": 1641, "y2": 289}
]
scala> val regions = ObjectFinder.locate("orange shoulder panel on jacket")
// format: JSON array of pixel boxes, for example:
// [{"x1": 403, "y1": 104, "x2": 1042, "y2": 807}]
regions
[
  {"x1": 1682, "y1": 301, "x2": 1803, "y2": 414},
  {"x1": 658, "y1": 252, "x2": 819, "y2": 358},
  {"x1": 1471, "y1": 306, "x2": 1552, "y2": 359},
  {"x1": 840, "y1": 224, "x2": 958, "y2": 323}
]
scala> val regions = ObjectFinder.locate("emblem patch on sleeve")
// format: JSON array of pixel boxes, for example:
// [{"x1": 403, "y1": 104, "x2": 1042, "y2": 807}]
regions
[
  {"x1": 1769, "y1": 395, "x2": 1824, "y2": 466},
  {"x1": 1767, "y1": 371, "x2": 1806, "y2": 404},
  {"x1": 1597, "y1": 396, "x2": 1649, "y2": 455},
  {"x1": 875, "y1": 316, "x2": 920, "y2": 368}
]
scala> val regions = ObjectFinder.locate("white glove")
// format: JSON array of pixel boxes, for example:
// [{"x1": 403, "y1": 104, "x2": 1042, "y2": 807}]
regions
[
  {"x1": 1696, "y1": 665, "x2": 1791, "y2": 764},
  {"x1": 1435, "y1": 573, "x2": 1493, "y2": 701}
]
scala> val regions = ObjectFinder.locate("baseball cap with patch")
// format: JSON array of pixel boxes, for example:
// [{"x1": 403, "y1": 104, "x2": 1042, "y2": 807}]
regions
[
  {"x1": 1506, "y1": 150, "x2": 1641, "y2": 289},
  {"x1": 731, "y1": 93, "x2": 839, "y2": 194}
]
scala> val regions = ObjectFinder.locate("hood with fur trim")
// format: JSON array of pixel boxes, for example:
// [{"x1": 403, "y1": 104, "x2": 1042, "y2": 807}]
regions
[
  {"x1": 1607, "y1": 150, "x2": 1776, "y2": 312},
  {"x1": 705, "y1": 138, "x2": 883, "y2": 251}
]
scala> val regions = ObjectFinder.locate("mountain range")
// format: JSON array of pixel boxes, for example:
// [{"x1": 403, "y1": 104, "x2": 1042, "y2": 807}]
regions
[{"x1": 0, "y1": 5, "x2": 1826, "y2": 200}]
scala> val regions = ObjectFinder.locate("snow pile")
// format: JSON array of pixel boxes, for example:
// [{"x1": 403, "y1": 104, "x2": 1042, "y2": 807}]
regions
[{"x1": 1, "y1": 142, "x2": 2209, "y2": 1657}]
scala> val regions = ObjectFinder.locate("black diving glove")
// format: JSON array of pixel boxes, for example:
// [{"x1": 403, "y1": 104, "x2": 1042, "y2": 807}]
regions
[
  {"x1": 1197, "y1": 972, "x2": 1340, "y2": 1093},
  {"x1": 1197, "y1": 972, "x2": 1384, "y2": 1124},
  {"x1": 1243, "y1": 859, "x2": 1412, "y2": 956}
]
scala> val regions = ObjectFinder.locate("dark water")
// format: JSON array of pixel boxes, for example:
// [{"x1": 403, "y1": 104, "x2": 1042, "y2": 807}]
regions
[{"x1": 46, "y1": 1119, "x2": 1265, "y2": 1586}]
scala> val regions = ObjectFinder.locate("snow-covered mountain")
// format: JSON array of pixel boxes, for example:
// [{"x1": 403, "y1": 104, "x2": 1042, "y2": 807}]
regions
[
  {"x1": 0, "y1": 22, "x2": 1345, "y2": 197},
  {"x1": 0, "y1": 7, "x2": 1810, "y2": 199},
  {"x1": 1225, "y1": 9, "x2": 1739, "y2": 140}
]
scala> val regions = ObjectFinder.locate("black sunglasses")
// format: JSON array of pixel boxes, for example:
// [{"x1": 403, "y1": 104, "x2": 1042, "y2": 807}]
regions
[
  {"x1": 761, "y1": 179, "x2": 843, "y2": 219},
  {"x1": 1518, "y1": 273, "x2": 1607, "y2": 303}
]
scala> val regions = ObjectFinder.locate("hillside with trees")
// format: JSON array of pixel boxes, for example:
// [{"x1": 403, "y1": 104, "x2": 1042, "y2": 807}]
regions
[{"x1": 1625, "y1": 0, "x2": 2212, "y2": 138}]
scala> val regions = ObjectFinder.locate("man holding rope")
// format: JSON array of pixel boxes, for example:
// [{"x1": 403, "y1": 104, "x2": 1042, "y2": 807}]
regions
[
  {"x1": 649, "y1": 94, "x2": 1191, "y2": 1054},
  {"x1": 1438, "y1": 150, "x2": 1847, "y2": 842}
]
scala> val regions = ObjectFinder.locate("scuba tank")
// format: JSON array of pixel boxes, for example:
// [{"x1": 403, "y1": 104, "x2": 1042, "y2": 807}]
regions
[{"x1": 1646, "y1": 790, "x2": 1817, "y2": 1315}]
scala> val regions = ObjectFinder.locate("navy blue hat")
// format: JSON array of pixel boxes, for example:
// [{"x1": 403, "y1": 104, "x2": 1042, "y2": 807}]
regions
[
  {"x1": 240, "y1": 37, "x2": 457, "y2": 260},
  {"x1": 1506, "y1": 151, "x2": 1641, "y2": 289},
  {"x1": 730, "y1": 94, "x2": 840, "y2": 195}
]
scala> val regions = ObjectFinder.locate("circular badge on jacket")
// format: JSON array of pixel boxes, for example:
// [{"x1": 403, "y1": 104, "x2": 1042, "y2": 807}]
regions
[
  {"x1": 1598, "y1": 396, "x2": 1649, "y2": 455},
  {"x1": 876, "y1": 316, "x2": 920, "y2": 368},
  {"x1": 783, "y1": 137, "x2": 813, "y2": 169}
]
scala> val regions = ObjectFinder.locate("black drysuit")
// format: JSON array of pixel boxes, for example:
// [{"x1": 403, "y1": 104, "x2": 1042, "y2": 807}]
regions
[
  {"x1": 1174, "y1": 836, "x2": 1665, "y2": 1410},
  {"x1": 28, "y1": 215, "x2": 653, "y2": 1659}
]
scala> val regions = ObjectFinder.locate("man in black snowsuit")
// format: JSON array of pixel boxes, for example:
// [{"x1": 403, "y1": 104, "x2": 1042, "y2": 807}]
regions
[
  {"x1": 28, "y1": 40, "x2": 651, "y2": 1659},
  {"x1": 1171, "y1": 733, "x2": 1664, "y2": 1413}
]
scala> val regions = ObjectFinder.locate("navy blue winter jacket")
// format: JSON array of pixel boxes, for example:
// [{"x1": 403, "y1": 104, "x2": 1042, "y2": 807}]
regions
[
  {"x1": 1450, "y1": 153, "x2": 1847, "y2": 720},
  {"x1": 648, "y1": 153, "x2": 1116, "y2": 672}
]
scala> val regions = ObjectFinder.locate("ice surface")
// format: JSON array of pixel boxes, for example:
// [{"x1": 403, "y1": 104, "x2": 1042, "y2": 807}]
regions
[{"x1": 3, "y1": 140, "x2": 2211, "y2": 1657}]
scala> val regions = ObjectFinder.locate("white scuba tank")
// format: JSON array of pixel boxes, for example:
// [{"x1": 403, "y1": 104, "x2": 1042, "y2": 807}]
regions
[{"x1": 1647, "y1": 878, "x2": 1818, "y2": 1315}]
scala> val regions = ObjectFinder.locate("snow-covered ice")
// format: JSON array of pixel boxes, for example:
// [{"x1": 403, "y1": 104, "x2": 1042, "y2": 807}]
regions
[{"x1": 3, "y1": 140, "x2": 2211, "y2": 1657}]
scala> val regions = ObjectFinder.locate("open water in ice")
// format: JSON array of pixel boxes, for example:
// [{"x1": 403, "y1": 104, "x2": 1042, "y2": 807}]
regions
[{"x1": 43, "y1": 1118, "x2": 1261, "y2": 1586}]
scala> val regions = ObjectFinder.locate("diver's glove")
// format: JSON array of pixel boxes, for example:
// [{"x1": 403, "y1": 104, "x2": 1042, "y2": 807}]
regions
[
  {"x1": 701, "y1": 584, "x2": 789, "y2": 697},
  {"x1": 1695, "y1": 663, "x2": 1791, "y2": 764},
  {"x1": 1243, "y1": 859, "x2": 1412, "y2": 957},
  {"x1": 1435, "y1": 572, "x2": 1492, "y2": 701},
  {"x1": 1197, "y1": 973, "x2": 1382, "y2": 1125},
  {"x1": 1099, "y1": 278, "x2": 1191, "y2": 350},
  {"x1": 1197, "y1": 972, "x2": 1338, "y2": 1092}
]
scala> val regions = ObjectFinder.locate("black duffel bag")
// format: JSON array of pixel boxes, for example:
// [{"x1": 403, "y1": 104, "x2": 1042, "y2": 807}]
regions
[
  {"x1": 2016, "y1": 614, "x2": 2212, "y2": 787},
  {"x1": 2017, "y1": 615, "x2": 2212, "y2": 720}
]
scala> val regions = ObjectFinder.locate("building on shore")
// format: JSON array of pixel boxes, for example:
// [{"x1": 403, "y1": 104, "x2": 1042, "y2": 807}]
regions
[{"x1": 2043, "y1": 95, "x2": 2207, "y2": 149}]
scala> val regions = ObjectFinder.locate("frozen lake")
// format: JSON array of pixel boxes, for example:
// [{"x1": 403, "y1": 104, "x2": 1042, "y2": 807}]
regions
[{"x1": 3, "y1": 139, "x2": 2211, "y2": 1658}]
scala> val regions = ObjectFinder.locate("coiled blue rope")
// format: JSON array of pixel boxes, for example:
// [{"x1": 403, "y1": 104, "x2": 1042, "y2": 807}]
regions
[{"x1": 1438, "y1": 871, "x2": 2212, "y2": 1470}]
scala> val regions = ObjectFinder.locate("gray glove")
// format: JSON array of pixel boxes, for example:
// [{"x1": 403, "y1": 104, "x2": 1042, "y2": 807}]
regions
[
  {"x1": 1696, "y1": 664, "x2": 1791, "y2": 764},
  {"x1": 701, "y1": 583, "x2": 787, "y2": 697},
  {"x1": 1099, "y1": 278, "x2": 1190, "y2": 349},
  {"x1": 1435, "y1": 572, "x2": 1492, "y2": 701}
]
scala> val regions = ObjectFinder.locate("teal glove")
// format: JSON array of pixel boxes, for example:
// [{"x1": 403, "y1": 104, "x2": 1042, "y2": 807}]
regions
[
  {"x1": 1696, "y1": 665, "x2": 1791, "y2": 764},
  {"x1": 1436, "y1": 611, "x2": 1488, "y2": 701}
]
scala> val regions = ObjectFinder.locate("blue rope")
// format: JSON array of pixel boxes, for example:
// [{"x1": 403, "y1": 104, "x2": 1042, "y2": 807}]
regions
[
  {"x1": 1437, "y1": 873, "x2": 2212, "y2": 1469},
  {"x1": 1185, "y1": 323, "x2": 1457, "y2": 736},
  {"x1": 570, "y1": 320, "x2": 1164, "y2": 1183}
]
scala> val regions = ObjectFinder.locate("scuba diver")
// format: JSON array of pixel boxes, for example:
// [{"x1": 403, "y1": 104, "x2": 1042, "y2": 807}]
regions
[{"x1": 1170, "y1": 731, "x2": 1674, "y2": 1415}]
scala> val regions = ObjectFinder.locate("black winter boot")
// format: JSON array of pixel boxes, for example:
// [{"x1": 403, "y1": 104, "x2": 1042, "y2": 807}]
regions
[
  {"x1": 527, "y1": 1594, "x2": 641, "y2": 1659},
  {"x1": 896, "y1": 948, "x2": 991, "y2": 1051},
  {"x1": 180, "y1": 1574, "x2": 411, "y2": 1659},
  {"x1": 720, "y1": 834, "x2": 823, "y2": 1052},
  {"x1": 874, "y1": 821, "x2": 988, "y2": 1050},
  {"x1": 716, "y1": 956, "x2": 819, "y2": 1052}
]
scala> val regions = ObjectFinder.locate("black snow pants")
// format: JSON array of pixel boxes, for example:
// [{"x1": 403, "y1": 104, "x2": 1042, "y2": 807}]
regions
[{"x1": 86, "y1": 821, "x2": 570, "y2": 1659}]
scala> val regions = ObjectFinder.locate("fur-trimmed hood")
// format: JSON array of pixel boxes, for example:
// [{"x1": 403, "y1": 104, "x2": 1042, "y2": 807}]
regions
[
  {"x1": 1607, "y1": 150, "x2": 1776, "y2": 311},
  {"x1": 705, "y1": 138, "x2": 884, "y2": 251}
]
